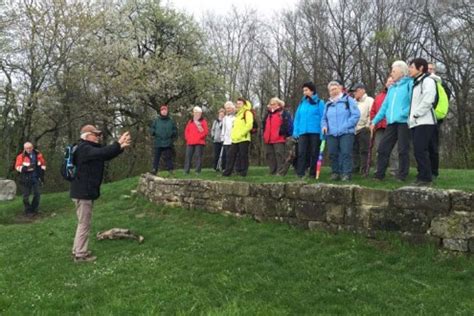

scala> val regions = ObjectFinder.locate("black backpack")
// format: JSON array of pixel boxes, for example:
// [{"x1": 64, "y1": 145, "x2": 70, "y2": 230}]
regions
[{"x1": 60, "y1": 144, "x2": 78, "y2": 181}]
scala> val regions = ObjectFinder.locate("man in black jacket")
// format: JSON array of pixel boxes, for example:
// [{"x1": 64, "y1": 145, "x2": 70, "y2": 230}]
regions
[{"x1": 70, "y1": 124, "x2": 131, "y2": 262}]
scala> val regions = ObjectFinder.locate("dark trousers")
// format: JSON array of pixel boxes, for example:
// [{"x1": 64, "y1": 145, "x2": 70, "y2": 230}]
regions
[
  {"x1": 412, "y1": 125, "x2": 436, "y2": 182},
  {"x1": 22, "y1": 180, "x2": 40, "y2": 214},
  {"x1": 152, "y1": 147, "x2": 174, "y2": 171},
  {"x1": 213, "y1": 142, "x2": 224, "y2": 170},
  {"x1": 327, "y1": 134, "x2": 354, "y2": 176},
  {"x1": 428, "y1": 123, "x2": 441, "y2": 177},
  {"x1": 223, "y1": 141, "x2": 250, "y2": 176},
  {"x1": 375, "y1": 123, "x2": 410, "y2": 180},
  {"x1": 353, "y1": 127, "x2": 371, "y2": 174},
  {"x1": 265, "y1": 143, "x2": 286, "y2": 175},
  {"x1": 184, "y1": 145, "x2": 204, "y2": 174},
  {"x1": 296, "y1": 133, "x2": 321, "y2": 177}
]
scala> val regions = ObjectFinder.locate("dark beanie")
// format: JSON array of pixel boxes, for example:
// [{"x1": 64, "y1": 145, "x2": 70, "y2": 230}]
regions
[{"x1": 302, "y1": 82, "x2": 316, "y2": 93}]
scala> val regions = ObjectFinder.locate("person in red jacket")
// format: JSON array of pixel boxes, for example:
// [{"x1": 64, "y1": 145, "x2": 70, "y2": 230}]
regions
[
  {"x1": 184, "y1": 106, "x2": 209, "y2": 174},
  {"x1": 370, "y1": 76, "x2": 398, "y2": 175},
  {"x1": 15, "y1": 142, "x2": 47, "y2": 217},
  {"x1": 262, "y1": 97, "x2": 292, "y2": 175}
]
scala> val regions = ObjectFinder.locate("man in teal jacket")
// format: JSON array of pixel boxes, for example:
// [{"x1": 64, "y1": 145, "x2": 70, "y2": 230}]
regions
[
  {"x1": 370, "y1": 61, "x2": 413, "y2": 181},
  {"x1": 150, "y1": 105, "x2": 177, "y2": 175}
]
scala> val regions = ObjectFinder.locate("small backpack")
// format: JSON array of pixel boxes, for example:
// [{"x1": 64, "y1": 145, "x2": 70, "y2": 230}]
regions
[
  {"x1": 60, "y1": 144, "x2": 78, "y2": 181},
  {"x1": 432, "y1": 79, "x2": 450, "y2": 120},
  {"x1": 244, "y1": 109, "x2": 259, "y2": 134}
]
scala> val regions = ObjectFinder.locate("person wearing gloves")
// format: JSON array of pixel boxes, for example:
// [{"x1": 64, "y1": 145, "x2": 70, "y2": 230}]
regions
[
  {"x1": 219, "y1": 101, "x2": 236, "y2": 171},
  {"x1": 321, "y1": 81, "x2": 361, "y2": 181},
  {"x1": 223, "y1": 98, "x2": 254, "y2": 177},
  {"x1": 211, "y1": 108, "x2": 225, "y2": 171},
  {"x1": 370, "y1": 60, "x2": 413, "y2": 182},
  {"x1": 292, "y1": 82, "x2": 325, "y2": 178},
  {"x1": 408, "y1": 58, "x2": 437, "y2": 186},
  {"x1": 184, "y1": 106, "x2": 209, "y2": 175}
]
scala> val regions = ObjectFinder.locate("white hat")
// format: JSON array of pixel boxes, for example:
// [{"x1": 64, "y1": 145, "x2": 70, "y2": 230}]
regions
[{"x1": 193, "y1": 106, "x2": 203, "y2": 113}]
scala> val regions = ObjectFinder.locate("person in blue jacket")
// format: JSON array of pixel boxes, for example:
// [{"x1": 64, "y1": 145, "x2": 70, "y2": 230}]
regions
[
  {"x1": 292, "y1": 82, "x2": 325, "y2": 178},
  {"x1": 322, "y1": 80, "x2": 361, "y2": 181},
  {"x1": 370, "y1": 60, "x2": 413, "y2": 181}
]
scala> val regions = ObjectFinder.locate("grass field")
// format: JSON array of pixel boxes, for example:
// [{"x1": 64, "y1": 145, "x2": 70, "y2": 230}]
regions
[
  {"x1": 166, "y1": 166, "x2": 474, "y2": 191},
  {"x1": 0, "y1": 176, "x2": 472, "y2": 314}
]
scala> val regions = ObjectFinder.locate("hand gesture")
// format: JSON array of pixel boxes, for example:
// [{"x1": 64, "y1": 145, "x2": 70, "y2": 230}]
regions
[{"x1": 118, "y1": 131, "x2": 132, "y2": 149}]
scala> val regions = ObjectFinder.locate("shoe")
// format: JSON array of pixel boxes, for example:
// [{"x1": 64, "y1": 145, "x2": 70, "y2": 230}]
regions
[
  {"x1": 412, "y1": 180, "x2": 432, "y2": 187},
  {"x1": 330, "y1": 174, "x2": 340, "y2": 181},
  {"x1": 150, "y1": 169, "x2": 157, "y2": 175},
  {"x1": 74, "y1": 254, "x2": 97, "y2": 263},
  {"x1": 71, "y1": 250, "x2": 92, "y2": 258},
  {"x1": 395, "y1": 177, "x2": 406, "y2": 183},
  {"x1": 341, "y1": 175, "x2": 351, "y2": 182},
  {"x1": 372, "y1": 175, "x2": 383, "y2": 182}
]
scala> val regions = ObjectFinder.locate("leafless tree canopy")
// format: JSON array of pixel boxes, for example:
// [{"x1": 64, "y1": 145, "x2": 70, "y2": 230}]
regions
[{"x1": 0, "y1": 0, "x2": 472, "y2": 190}]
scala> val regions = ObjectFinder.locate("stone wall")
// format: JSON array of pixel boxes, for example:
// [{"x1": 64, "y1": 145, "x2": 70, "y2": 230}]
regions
[
  {"x1": 137, "y1": 173, "x2": 473, "y2": 253},
  {"x1": 0, "y1": 179, "x2": 16, "y2": 201}
]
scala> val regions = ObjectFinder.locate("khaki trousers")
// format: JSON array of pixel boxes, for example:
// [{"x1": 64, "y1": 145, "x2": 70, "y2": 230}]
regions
[{"x1": 72, "y1": 199, "x2": 93, "y2": 257}]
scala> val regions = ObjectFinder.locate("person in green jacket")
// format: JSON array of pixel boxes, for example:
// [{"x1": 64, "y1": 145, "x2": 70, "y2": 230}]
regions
[{"x1": 150, "y1": 105, "x2": 177, "y2": 175}]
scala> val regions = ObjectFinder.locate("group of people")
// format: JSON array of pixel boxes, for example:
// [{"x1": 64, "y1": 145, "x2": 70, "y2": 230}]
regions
[
  {"x1": 13, "y1": 57, "x2": 445, "y2": 262},
  {"x1": 150, "y1": 58, "x2": 445, "y2": 187}
]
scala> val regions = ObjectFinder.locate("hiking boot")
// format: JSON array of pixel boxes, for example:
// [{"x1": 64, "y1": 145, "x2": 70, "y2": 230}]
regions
[
  {"x1": 150, "y1": 169, "x2": 157, "y2": 175},
  {"x1": 341, "y1": 175, "x2": 351, "y2": 182},
  {"x1": 74, "y1": 254, "x2": 97, "y2": 263},
  {"x1": 412, "y1": 180, "x2": 432, "y2": 187},
  {"x1": 372, "y1": 175, "x2": 383, "y2": 182},
  {"x1": 330, "y1": 174, "x2": 340, "y2": 181}
]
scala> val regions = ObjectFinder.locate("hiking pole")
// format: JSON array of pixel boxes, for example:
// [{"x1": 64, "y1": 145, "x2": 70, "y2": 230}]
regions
[
  {"x1": 216, "y1": 146, "x2": 224, "y2": 171},
  {"x1": 316, "y1": 136, "x2": 326, "y2": 180},
  {"x1": 365, "y1": 128, "x2": 375, "y2": 177}
]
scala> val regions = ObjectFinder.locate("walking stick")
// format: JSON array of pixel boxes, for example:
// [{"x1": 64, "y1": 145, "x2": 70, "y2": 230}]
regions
[
  {"x1": 365, "y1": 129, "x2": 375, "y2": 177},
  {"x1": 316, "y1": 137, "x2": 326, "y2": 180},
  {"x1": 216, "y1": 146, "x2": 224, "y2": 171}
]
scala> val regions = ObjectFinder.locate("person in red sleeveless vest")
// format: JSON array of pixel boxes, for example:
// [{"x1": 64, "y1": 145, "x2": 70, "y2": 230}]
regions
[
  {"x1": 262, "y1": 97, "x2": 293, "y2": 175},
  {"x1": 15, "y1": 142, "x2": 47, "y2": 217}
]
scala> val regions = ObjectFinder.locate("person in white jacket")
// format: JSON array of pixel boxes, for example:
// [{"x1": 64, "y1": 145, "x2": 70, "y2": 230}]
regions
[
  {"x1": 408, "y1": 58, "x2": 437, "y2": 186},
  {"x1": 219, "y1": 101, "x2": 236, "y2": 171},
  {"x1": 350, "y1": 83, "x2": 374, "y2": 174}
]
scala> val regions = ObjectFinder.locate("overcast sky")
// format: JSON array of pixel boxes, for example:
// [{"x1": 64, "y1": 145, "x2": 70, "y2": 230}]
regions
[{"x1": 166, "y1": 0, "x2": 298, "y2": 18}]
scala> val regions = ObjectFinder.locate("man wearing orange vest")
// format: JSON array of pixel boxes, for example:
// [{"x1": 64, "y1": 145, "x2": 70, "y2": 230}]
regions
[{"x1": 15, "y1": 142, "x2": 47, "y2": 217}]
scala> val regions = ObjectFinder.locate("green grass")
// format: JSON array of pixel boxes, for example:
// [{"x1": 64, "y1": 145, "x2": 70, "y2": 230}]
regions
[
  {"x1": 0, "y1": 177, "x2": 473, "y2": 315},
  {"x1": 168, "y1": 166, "x2": 474, "y2": 191}
]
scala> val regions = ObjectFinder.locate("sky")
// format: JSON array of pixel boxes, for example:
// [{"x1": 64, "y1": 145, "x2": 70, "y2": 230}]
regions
[{"x1": 166, "y1": 0, "x2": 298, "y2": 18}]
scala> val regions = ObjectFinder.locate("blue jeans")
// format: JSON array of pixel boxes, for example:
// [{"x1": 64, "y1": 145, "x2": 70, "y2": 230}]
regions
[{"x1": 327, "y1": 134, "x2": 354, "y2": 176}]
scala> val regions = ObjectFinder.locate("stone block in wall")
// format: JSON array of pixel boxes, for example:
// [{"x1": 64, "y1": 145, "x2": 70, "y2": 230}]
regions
[
  {"x1": 308, "y1": 221, "x2": 340, "y2": 233},
  {"x1": 469, "y1": 239, "x2": 474, "y2": 253},
  {"x1": 450, "y1": 190, "x2": 473, "y2": 212},
  {"x1": 299, "y1": 184, "x2": 353, "y2": 204},
  {"x1": 264, "y1": 198, "x2": 296, "y2": 217},
  {"x1": 243, "y1": 197, "x2": 267, "y2": 216},
  {"x1": 368, "y1": 207, "x2": 433, "y2": 234},
  {"x1": 0, "y1": 179, "x2": 16, "y2": 201},
  {"x1": 216, "y1": 181, "x2": 250, "y2": 197},
  {"x1": 429, "y1": 213, "x2": 473, "y2": 240},
  {"x1": 442, "y1": 239, "x2": 469, "y2": 252},
  {"x1": 400, "y1": 232, "x2": 441, "y2": 247},
  {"x1": 345, "y1": 205, "x2": 373, "y2": 229},
  {"x1": 222, "y1": 196, "x2": 244, "y2": 213},
  {"x1": 284, "y1": 182, "x2": 303, "y2": 199},
  {"x1": 353, "y1": 187, "x2": 389, "y2": 207},
  {"x1": 249, "y1": 183, "x2": 285, "y2": 199},
  {"x1": 325, "y1": 204, "x2": 345, "y2": 224},
  {"x1": 295, "y1": 200, "x2": 326, "y2": 221},
  {"x1": 390, "y1": 187, "x2": 450, "y2": 214}
]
